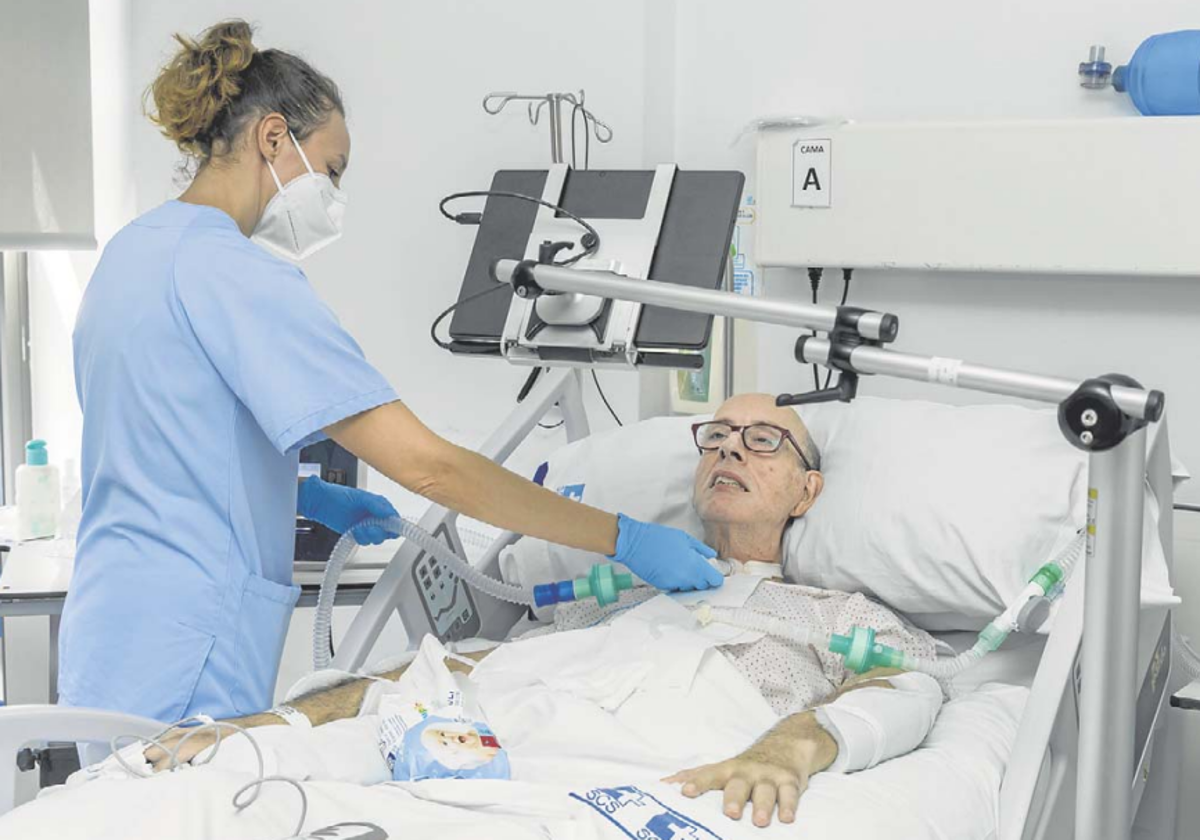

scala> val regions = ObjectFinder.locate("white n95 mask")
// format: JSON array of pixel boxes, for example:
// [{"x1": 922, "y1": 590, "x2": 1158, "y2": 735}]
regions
[{"x1": 252, "y1": 131, "x2": 347, "y2": 261}]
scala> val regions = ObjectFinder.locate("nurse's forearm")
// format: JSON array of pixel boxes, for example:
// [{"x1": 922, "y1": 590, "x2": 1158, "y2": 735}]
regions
[
  {"x1": 327, "y1": 402, "x2": 619, "y2": 555},
  {"x1": 428, "y1": 445, "x2": 620, "y2": 553}
]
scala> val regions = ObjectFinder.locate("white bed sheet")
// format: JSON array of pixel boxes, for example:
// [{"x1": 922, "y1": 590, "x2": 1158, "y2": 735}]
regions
[
  {"x1": 1, "y1": 613, "x2": 1030, "y2": 840},
  {"x1": 0, "y1": 684, "x2": 1026, "y2": 840}
]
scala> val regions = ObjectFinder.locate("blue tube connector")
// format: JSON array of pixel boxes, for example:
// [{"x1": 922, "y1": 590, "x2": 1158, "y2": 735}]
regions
[{"x1": 534, "y1": 563, "x2": 635, "y2": 608}]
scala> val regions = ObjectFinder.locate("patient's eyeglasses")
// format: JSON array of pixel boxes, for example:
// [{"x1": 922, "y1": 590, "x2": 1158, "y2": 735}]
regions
[{"x1": 691, "y1": 421, "x2": 815, "y2": 472}]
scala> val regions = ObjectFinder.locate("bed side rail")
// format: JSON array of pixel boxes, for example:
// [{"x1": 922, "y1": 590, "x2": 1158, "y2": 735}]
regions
[{"x1": 0, "y1": 705, "x2": 162, "y2": 815}]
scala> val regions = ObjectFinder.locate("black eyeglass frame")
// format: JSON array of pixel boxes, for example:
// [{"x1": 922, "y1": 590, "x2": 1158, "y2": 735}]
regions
[{"x1": 690, "y1": 421, "x2": 815, "y2": 472}]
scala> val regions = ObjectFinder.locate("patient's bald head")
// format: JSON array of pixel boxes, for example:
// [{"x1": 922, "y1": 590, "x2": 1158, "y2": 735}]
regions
[{"x1": 691, "y1": 394, "x2": 823, "y2": 563}]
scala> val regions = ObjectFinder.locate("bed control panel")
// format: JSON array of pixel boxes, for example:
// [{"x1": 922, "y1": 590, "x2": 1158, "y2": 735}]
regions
[{"x1": 411, "y1": 523, "x2": 481, "y2": 642}]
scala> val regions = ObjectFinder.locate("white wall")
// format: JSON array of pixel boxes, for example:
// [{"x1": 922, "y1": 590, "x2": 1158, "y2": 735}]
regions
[{"x1": 658, "y1": 0, "x2": 1200, "y2": 834}]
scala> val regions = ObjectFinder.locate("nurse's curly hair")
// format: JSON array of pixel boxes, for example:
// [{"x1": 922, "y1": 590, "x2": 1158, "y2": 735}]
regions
[{"x1": 146, "y1": 19, "x2": 343, "y2": 164}]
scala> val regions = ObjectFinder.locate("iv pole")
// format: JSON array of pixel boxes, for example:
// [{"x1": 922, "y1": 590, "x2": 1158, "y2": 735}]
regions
[
  {"x1": 482, "y1": 90, "x2": 613, "y2": 165},
  {"x1": 493, "y1": 258, "x2": 1162, "y2": 840}
]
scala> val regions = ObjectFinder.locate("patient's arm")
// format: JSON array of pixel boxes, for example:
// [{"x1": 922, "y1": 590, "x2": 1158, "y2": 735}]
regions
[
  {"x1": 664, "y1": 709, "x2": 837, "y2": 828},
  {"x1": 665, "y1": 667, "x2": 931, "y2": 827},
  {"x1": 145, "y1": 650, "x2": 491, "y2": 771}
]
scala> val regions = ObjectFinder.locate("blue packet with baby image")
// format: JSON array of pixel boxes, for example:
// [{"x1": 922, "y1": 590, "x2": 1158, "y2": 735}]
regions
[{"x1": 379, "y1": 704, "x2": 511, "y2": 781}]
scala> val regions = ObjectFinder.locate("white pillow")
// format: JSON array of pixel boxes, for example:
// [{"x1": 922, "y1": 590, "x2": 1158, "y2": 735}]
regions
[
  {"x1": 501, "y1": 397, "x2": 1175, "y2": 631},
  {"x1": 790, "y1": 398, "x2": 1084, "y2": 629}
]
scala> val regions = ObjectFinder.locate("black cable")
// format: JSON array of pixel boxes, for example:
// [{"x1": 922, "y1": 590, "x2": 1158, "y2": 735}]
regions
[
  {"x1": 513, "y1": 369, "x2": 564, "y2": 432},
  {"x1": 823, "y1": 268, "x2": 854, "y2": 389},
  {"x1": 429, "y1": 284, "x2": 510, "y2": 351},
  {"x1": 592, "y1": 369, "x2": 622, "y2": 426},
  {"x1": 537, "y1": 370, "x2": 565, "y2": 431},
  {"x1": 807, "y1": 267, "x2": 823, "y2": 390},
  {"x1": 432, "y1": 189, "x2": 605, "y2": 352},
  {"x1": 438, "y1": 191, "x2": 600, "y2": 267},
  {"x1": 517, "y1": 367, "x2": 542, "y2": 403}
]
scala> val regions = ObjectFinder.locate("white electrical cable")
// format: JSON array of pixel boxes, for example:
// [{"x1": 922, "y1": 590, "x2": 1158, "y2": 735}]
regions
[
  {"x1": 698, "y1": 604, "x2": 831, "y2": 648},
  {"x1": 110, "y1": 718, "x2": 308, "y2": 838}
]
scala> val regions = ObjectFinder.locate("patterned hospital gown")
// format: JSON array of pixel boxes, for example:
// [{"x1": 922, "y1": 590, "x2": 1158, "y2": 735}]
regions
[{"x1": 527, "y1": 579, "x2": 937, "y2": 717}]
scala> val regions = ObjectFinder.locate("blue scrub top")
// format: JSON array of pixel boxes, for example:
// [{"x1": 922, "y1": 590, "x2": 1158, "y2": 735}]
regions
[{"x1": 59, "y1": 201, "x2": 398, "y2": 723}]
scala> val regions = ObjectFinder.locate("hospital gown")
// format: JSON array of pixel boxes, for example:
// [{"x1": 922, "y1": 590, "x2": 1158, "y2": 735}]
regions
[{"x1": 529, "y1": 578, "x2": 938, "y2": 716}]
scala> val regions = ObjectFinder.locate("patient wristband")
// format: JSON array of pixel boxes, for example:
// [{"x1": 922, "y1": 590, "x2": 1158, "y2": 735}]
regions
[{"x1": 266, "y1": 705, "x2": 312, "y2": 729}]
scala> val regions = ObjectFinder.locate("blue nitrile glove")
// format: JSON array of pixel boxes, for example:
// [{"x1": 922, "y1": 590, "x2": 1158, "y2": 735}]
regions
[
  {"x1": 608, "y1": 513, "x2": 724, "y2": 592},
  {"x1": 297, "y1": 476, "x2": 401, "y2": 546}
]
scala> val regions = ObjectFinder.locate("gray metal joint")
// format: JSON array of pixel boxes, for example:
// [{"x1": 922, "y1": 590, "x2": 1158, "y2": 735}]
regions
[
  {"x1": 794, "y1": 310, "x2": 888, "y2": 375},
  {"x1": 836, "y1": 305, "x2": 899, "y2": 344},
  {"x1": 506, "y1": 259, "x2": 545, "y2": 300},
  {"x1": 1058, "y1": 374, "x2": 1163, "y2": 451}
]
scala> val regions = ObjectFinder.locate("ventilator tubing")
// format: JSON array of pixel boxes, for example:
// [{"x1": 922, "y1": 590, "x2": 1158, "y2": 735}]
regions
[
  {"x1": 699, "y1": 605, "x2": 832, "y2": 649},
  {"x1": 314, "y1": 516, "x2": 537, "y2": 670},
  {"x1": 702, "y1": 530, "x2": 1087, "y2": 681},
  {"x1": 533, "y1": 563, "x2": 636, "y2": 608}
]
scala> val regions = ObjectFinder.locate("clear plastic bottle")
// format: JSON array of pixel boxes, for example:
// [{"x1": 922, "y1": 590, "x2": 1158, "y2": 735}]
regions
[{"x1": 16, "y1": 440, "x2": 60, "y2": 541}]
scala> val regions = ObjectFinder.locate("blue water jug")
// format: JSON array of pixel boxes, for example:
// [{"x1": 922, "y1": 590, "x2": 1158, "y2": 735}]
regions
[{"x1": 1113, "y1": 30, "x2": 1200, "y2": 115}]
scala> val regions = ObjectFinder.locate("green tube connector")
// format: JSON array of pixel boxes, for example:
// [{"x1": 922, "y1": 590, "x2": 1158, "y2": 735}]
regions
[
  {"x1": 533, "y1": 563, "x2": 636, "y2": 608},
  {"x1": 978, "y1": 621, "x2": 1010, "y2": 652},
  {"x1": 574, "y1": 563, "x2": 635, "y2": 607},
  {"x1": 1029, "y1": 562, "x2": 1064, "y2": 594},
  {"x1": 828, "y1": 625, "x2": 908, "y2": 674}
]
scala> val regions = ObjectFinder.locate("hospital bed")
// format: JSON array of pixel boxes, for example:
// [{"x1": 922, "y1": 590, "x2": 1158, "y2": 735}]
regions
[
  {"x1": 332, "y1": 368, "x2": 1185, "y2": 840},
  {"x1": 0, "y1": 371, "x2": 1180, "y2": 840},
  {"x1": 0, "y1": 159, "x2": 1185, "y2": 840}
]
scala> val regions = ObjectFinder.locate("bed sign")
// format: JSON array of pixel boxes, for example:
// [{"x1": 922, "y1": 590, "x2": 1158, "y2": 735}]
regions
[
  {"x1": 572, "y1": 786, "x2": 724, "y2": 839},
  {"x1": 792, "y1": 137, "x2": 832, "y2": 208},
  {"x1": 558, "y1": 483, "x2": 586, "y2": 502}
]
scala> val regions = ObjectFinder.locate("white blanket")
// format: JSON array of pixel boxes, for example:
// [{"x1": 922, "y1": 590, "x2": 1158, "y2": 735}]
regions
[{"x1": 0, "y1": 603, "x2": 1027, "y2": 840}]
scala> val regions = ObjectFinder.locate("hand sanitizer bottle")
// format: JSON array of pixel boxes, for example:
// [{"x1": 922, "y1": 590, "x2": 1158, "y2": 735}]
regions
[{"x1": 16, "y1": 440, "x2": 60, "y2": 541}]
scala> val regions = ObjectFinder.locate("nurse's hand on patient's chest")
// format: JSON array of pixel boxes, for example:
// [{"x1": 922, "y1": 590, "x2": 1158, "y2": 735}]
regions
[
  {"x1": 297, "y1": 476, "x2": 401, "y2": 545},
  {"x1": 608, "y1": 514, "x2": 724, "y2": 592}
]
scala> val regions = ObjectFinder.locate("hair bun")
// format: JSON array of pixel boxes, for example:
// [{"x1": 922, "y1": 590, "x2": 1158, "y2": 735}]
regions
[{"x1": 147, "y1": 19, "x2": 257, "y2": 157}]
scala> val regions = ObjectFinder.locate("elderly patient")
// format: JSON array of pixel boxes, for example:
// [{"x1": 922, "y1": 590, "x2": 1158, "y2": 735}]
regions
[{"x1": 150, "y1": 394, "x2": 941, "y2": 827}]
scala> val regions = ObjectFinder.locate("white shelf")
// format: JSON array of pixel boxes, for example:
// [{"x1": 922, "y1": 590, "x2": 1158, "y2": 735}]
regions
[{"x1": 757, "y1": 117, "x2": 1200, "y2": 277}]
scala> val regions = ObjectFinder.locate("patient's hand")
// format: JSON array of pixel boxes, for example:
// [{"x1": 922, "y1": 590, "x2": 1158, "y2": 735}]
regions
[
  {"x1": 143, "y1": 726, "x2": 219, "y2": 772},
  {"x1": 664, "y1": 711, "x2": 837, "y2": 827},
  {"x1": 143, "y1": 712, "x2": 285, "y2": 772}
]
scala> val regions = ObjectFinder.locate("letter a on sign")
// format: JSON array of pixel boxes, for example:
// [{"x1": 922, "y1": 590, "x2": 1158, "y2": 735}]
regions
[{"x1": 792, "y1": 138, "x2": 831, "y2": 208}]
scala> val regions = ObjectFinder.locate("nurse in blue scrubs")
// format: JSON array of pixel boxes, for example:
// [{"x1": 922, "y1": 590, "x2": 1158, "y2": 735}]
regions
[{"x1": 60, "y1": 20, "x2": 722, "y2": 725}]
